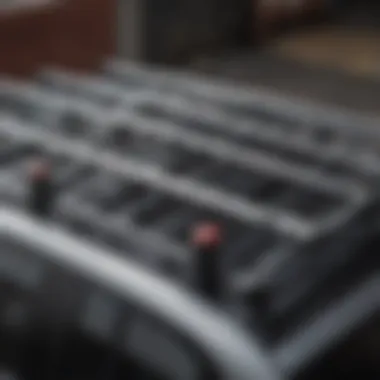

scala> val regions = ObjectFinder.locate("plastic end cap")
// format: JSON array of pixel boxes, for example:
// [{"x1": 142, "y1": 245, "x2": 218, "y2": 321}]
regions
[
  {"x1": 191, "y1": 222, "x2": 222, "y2": 250},
  {"x1": 28, "y1": 158, "x2": 51, "y2": 181}
]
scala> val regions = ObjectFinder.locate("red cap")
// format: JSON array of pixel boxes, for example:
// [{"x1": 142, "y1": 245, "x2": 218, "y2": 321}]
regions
[
  {"x1": 28, "y1": 158, "x2": 51, "y2": 181},
  {"x1": 191, "y1": 222, "x2": 222, "y2": 249}
]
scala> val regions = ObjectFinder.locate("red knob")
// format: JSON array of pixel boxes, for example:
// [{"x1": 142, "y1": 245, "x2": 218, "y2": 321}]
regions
[
  {"x1": 191, "y1": 222, "x2": 222, "y2": 249},
  {"x1": 28, "y1": 157, "x2": 54, "y2": 217},
  {"x1": 191, "y1": 222, "x2": 223, "y2": 300},
  {"x1": 28, "y1": 158, "x2": 51, "y2": 181}
]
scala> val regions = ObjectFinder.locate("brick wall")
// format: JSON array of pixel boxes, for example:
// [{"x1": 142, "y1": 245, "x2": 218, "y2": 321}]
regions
[{"x1": 0, "y1": 0, "x2": 116, "y2": 77}]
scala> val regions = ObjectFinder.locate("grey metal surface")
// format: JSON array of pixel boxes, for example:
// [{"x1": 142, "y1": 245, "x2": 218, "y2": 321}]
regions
[
  {"x1": 0, "y1": 65, "x2": 379, "y2": 378},
  {"x1": 275, "y1": 274, "x2": 380, "y2": 376},
  {"x1": 0, "y1": 207, "x2": 282, "y2": 380}
]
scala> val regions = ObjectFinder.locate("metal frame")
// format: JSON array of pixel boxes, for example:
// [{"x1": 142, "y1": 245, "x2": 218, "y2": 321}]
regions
[{"x1": 0, "y1": 207, "x2": 282, "y2": 380}]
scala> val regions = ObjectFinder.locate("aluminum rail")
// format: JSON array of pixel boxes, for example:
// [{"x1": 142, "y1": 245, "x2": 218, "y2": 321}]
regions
[{"x1": 0, "y1": 207, "x2": 284, "y2": 380}]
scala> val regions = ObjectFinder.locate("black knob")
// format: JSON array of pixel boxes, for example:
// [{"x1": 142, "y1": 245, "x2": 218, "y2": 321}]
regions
[
  {"x1": 28, "y1": 158, "x2": 55, "y2": 218},
  {"x1": 191, "y1": 222, "x2": 223, "y2": 300},
  {"x1": 246, "y1": 286, "x2": 271, "y2": 312}
]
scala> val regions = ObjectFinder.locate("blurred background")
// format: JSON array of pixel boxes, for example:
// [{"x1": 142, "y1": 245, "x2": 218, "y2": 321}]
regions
[
  {"x1": 0, "y1": 2, "x2": 379, "y2": 379},
  {"x1": 1, "y1": 0, "x2": 380, "y2": 115}
]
